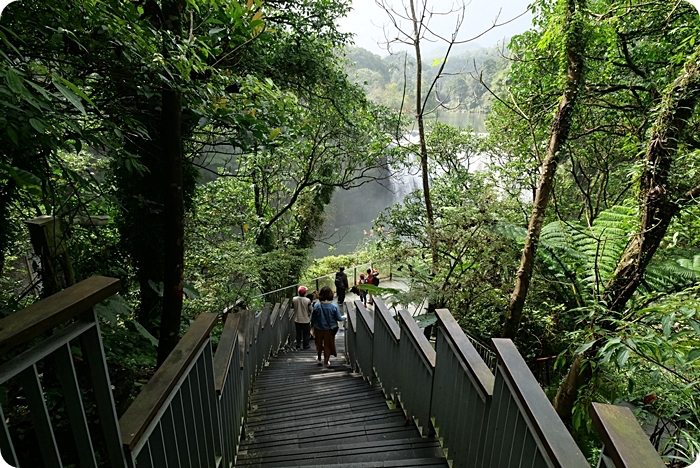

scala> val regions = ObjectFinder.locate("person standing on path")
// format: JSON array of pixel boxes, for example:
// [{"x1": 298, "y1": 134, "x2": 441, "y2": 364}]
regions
[
  {"x1": 358, "y1": 272, "x2": 367, "y2": 307},
  {"x1": 311, "y1": 286, "x2": 346, "y2": 368},
  {"x1": 334, "y1": 266, "x2": 349, "y2": 304},
  {"x1": 292, "y1": 286, "x2": 312, "y2": 349}
]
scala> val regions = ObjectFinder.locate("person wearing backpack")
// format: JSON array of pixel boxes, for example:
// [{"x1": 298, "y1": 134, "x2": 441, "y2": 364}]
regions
[
  {"x1": 334, "y1": 266, "x2": 349, "y2": 304},
  {"x1": 371, "y1": 269, "x2": 380, "y2": 286}
]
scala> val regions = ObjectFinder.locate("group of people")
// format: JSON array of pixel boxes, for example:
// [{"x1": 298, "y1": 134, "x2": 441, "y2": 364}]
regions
[
  {"x1": 291, "y1": 285, "x2": 345, "y2": 368},
  {"x1": 348, "y1": 267, "x2": 379, "y2": 307},
  {"x1": 290, "y1": 266, "x2": 381, "y2": 368}
]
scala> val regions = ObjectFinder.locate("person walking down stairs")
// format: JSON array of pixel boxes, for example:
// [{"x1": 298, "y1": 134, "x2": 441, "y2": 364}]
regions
[
  {"x1": 292, "y1": 286, "x2": 312, "y2": 349},
  {"x1": 334, "y1": 266, "x2": 349, "y2": 304},
  {"x1": 311, "y1": 286, "x2": 346, "y2": 368}
]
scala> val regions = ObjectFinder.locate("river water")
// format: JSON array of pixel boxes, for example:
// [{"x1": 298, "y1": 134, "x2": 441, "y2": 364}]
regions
[{"x1": 312, "y1": 112, "x2": 486, "y2": 258}]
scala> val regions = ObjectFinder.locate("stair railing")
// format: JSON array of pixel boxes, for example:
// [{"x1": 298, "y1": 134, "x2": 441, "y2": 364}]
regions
[
  {"x1": 346, "y1": 298, "x2": 667, "y2": 468},
  {"x1": 119, "y1": 298, "x2": 294, "y2": 467},
  {"x1": 0, "y1": 276, "x2": 128, "y2": 468},
  {"x1": 396, "y1": 309, "x2": 435, "y2": 436}
]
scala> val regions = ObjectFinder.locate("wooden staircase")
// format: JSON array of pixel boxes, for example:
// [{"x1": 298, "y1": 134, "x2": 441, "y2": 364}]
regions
[{"x1": 236, "y1": 331, "x2": 447, "y2": 467}]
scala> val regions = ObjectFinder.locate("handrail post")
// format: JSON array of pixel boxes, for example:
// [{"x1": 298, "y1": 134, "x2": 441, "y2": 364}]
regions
[{"x1": 590, "y1": 403, "x2": 665, "y2": 468}]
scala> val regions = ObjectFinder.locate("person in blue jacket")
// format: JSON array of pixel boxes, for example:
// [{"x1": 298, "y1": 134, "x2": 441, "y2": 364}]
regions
[{"x1": 311, "y1": 286, "x2": 346, "y2": 368}]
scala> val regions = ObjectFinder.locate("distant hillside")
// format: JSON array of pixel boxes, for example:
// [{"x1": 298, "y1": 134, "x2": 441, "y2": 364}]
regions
[{"x1": 343, "y1": 45, "x2": 510, "y2": 114}]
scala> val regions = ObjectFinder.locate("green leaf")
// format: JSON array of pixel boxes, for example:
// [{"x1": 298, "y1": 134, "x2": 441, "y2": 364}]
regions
[
  {"x1": 5, "y1": 68, "x2": 25, "y2": 94},
  {"x1": 616, "y1": 348, "x2": 630, "y2": 367},
  {"x1": 148, "y1": 280, "x2": 164, "y2": 297},
  {"x1": 29, "y1": 118, "x2": 46, "y2": 134},
  {"x1": 687, "y1": 348, "x2": 700, "y2": 362},
  {"x1": 53, "y1": 75, "x2": 96, "y2": 108},
  {"x1": 413, "y1": 312, "x2": 437, "y2": 328},
  {"x1": 183, "y1": 281, "x2": 201, "y2": 299},
  {"x1": 133, "y1": 321, "x2": 158, "y2": 346},
  {"x1": 574, "y1": 339, "x2": 597, "y2": 355},
  {"x1": 52, "y1": 78, "x2": 86, "y2": 115}
]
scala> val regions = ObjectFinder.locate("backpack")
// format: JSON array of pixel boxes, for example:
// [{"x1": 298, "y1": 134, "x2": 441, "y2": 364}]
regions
[
  {"x1": 372, "y1": 275, "x2": 379, "y2": 286},
  {"x1": 335, "y1": 274, "x2": 344, "y2": 290}
]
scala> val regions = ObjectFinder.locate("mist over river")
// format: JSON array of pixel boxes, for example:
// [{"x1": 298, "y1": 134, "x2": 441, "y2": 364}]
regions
[{"x1": 312, "y1": 112, "x2": 487, "y2": 258}]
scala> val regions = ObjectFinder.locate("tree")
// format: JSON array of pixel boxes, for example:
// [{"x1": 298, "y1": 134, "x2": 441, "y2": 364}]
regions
[{"x1": 502, "y1": 0, "x2": 587, "y2": 338}]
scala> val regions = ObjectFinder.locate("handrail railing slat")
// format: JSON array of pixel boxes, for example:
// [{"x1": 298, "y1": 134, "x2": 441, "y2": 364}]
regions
[{"x1": 119, "y1": 313, "x2": 218, "y2": 451}]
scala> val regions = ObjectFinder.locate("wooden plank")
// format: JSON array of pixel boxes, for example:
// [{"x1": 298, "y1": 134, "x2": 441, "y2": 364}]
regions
[
  {"x1": 213, "y1": 314, "x2": 240, "y2": 395},
  {"x1": 590, "y1": 403, "x2": 665, "y2": 468},
  {"x1": 374, "y1": 298, "x2": 400, "y2": 341},
  {"x1": 119, "y1": 313, "x2": 218, "y2": 451},
  {"x1": 0, "y1": 276, "x2": 120, "y2": 356},
  {"x1": 398, "y1": 310, "x2": 435, "y2": 368},
  {"x1": 435, "y1": 309, "x2": 494, "y2": 396},
  {"x1": 492, "y1": 339, "x2": 589, "y2": 468}
]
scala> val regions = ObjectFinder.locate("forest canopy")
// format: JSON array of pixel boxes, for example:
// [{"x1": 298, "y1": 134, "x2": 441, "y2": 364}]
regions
[{"x1": 3, "y1": 0, "x2": 700, "y2": 465}]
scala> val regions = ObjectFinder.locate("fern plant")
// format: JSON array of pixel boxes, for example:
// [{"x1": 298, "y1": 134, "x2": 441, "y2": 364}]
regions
[{"x1": 494, "y1": 205, "x2": 700, "y2": 305}]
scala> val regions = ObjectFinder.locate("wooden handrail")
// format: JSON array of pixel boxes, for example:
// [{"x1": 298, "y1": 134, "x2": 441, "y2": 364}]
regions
[
  {"x1": 213, "y1": 313, "x2": 241, "y2": 395},
  {"x1": 119, "y1": 313, "x2": 218, "y2": 451},
  {"x1": 435, "y1": 309, "x2": 494, "y2": 398},
  {"x1": 398, "y1": 310, "x2": 435, "y2": 368},
  {"x1": 590, "y1": 403, "x2": 665, "y2": 468},
  {"x1": 355, "y1": 301, "x2": 374, "y2": 334},
  {"x1": 0, "y1": 276, "x2": 120, "y2": 356},
  {"x1": 374, "y1": 298, "x2": 400, "y2": 341},
  {"x1": 492, "y1": 339, "x2": 589, "y2": 468}
]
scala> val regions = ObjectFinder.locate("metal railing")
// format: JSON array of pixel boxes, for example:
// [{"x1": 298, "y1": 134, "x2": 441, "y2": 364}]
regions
[
  {"x1": 345, "y1": 298, "x2": 667, "y2": 468},
  {"x1": 120, "y1": 297, "x2": 295, "y2": 467},
  {"x1": 370, "y1": 300, "x2": 401, "y2": 402},
  {"x1": 0, "y1": 276, "x2": 129, "y2": 468}
]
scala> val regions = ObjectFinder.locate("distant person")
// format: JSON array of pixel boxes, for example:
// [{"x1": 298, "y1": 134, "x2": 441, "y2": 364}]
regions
[
  {"x1": 311, "y1": 286, "x2": 346, "y2": 368},
  {"x1": 357, "y1": 272, "x2": 368, "y2": 307},
  {"x1": 292, "y1": 286, "x2": 312, "y2": 349},
  {"x1": 334, "y1": 266, "x2": 349, "y2": 304}
]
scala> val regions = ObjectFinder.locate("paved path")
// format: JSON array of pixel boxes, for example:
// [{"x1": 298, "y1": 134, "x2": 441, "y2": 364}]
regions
[
  {"x1": 235, "y1": 330, "x2": 447, "y2": 467},
  {"x1": 342, "y1": 279, "x2": 427, "y2": 318}
]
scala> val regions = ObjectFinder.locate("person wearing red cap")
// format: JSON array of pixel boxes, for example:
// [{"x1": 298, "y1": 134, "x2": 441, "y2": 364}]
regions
[{"x1": 292, "y1": 286, "x2": 312, "y2": 349}]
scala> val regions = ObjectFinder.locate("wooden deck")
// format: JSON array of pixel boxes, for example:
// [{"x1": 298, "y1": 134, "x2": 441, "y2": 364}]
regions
[{"x1": 236, "y1": 329, "x2": 448, "y2": 467}]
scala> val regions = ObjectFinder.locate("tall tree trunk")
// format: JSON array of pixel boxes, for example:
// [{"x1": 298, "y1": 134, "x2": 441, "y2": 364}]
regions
[
  {"x1": 553, "y1": 46, "x2": 700, "y2": 423},
  {"x1": 157, "y1": 0, "x2": 186, "y2": 367},
  {"x1": 157, "y1": 86, "x2": 185, "y2": 367},
  {"x1": 408, "y1": 0, "x2": 438, "y2": 273},
  {"x1": 502, "y1": 0, "x2": 586, "y2": 339}
]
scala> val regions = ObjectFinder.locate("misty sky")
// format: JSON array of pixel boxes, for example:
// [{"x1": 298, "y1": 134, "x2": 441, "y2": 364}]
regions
[{"x1": 337, "y1": 0, "x2": 534, "y2": 56}]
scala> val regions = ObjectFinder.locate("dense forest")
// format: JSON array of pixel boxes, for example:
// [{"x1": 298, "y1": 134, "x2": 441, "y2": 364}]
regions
[{"x1": 2, "y1": 0, "x2": 700, "y2": 465}]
